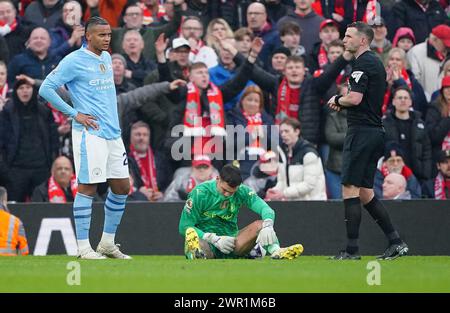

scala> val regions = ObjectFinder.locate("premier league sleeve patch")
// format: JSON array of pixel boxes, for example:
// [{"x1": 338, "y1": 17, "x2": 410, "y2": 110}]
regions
[{"x1": 184, "y1": 198, "x2": 193, "y2": 214}]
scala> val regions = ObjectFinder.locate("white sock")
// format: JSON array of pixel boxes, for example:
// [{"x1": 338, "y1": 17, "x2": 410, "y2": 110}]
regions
[
  {"x1": 77, "y1": 239, "x2": 92, "y2": 252},
  {"x1": 100, "y1": 232, "x2": 115, "y2": 245}
]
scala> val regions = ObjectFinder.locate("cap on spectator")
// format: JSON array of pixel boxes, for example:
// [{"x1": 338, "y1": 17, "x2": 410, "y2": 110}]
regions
[
  {"x1": 260, "y1": 150, "x2": 277, "y2": 162},
  {"x1": 172, "y1": 37, "x2": 191, "y2": 50},
  {"x1": 320, "y1": 19, "x2": 339, "y2": 32},
  {"x1": 192, "y1": 154, "x2": 211, "y2": 167},
  {"x1": 431, "y1": 24, "x2": 450, "y2": 48},
  {"x1": 392, "y1": 27, "x2": 416, "y2": 47},
  {"x1": 272, "y1": 46, "x2": 291, "y2": 58},
  {"x1": 437, "y1": 150, "x2": 450, "y2": 163},
  {"x1": 259, "y1": 150, "x2": 278, "y2": 173},
  {"x1": 398, "y1": 33, "x2": 415, "y2": 44},
  {"x1": 384, "y1": 141, "x2": 405, "y2": 161},
  {"x1": 111, "y1": 53, "x2": 127, "y2": 68},
  {"x1": 368, "y1": 16, "x2": 385, "y2": 27},
  {"x1": 441, "y1": 76, "x2": 450, "y2": 89}
]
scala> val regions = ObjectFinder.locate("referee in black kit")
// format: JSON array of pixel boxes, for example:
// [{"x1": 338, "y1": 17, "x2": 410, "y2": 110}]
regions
[{"x1": 327, "y1": 21, "x2": 408, "y2": 260}]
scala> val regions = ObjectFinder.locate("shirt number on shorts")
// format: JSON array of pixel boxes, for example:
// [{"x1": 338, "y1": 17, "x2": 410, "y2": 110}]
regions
[{"x1": 123, "y1": 152, "x2": 128, "y2": 166}]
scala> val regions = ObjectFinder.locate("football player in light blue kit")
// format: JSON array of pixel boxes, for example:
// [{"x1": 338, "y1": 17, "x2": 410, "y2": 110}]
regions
[{"x1": 39, "y1": 17, "x2": 131, "y2": 259}]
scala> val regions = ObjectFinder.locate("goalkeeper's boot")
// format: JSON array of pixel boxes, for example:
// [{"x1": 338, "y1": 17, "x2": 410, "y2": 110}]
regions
[
  {"x1": 96, "y1": 242, "x2": 132, "y2": 259},
  {"x1": 376, "y1": 241, "x2": 408, "y2": 260},
  {"x1": 184, "y1": 227, "x2": 206, "y2": 260},
  {"x1": 78, "y1": 247, "x2": 107, "y2": 260},
  {"x1": 329, "y1": 250, "x2": 361, "y2": 260},
  {"x1": 271, "y1": 244, "x2": 303, "y2": 260}
]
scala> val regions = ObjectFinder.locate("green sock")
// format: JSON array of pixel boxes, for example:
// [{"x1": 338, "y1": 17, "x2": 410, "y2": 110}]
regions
[{"x1": 265, "y1": 243, "x2": 280, "y2": 255}]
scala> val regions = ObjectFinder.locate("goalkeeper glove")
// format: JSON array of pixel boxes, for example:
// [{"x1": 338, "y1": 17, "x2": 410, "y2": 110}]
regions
[
  {"x1": 256, "y1": 219, "x2": 278, "y2": 246},
  {"x1": 203, "y1": 233, "x2": 235, "y2": 254}
]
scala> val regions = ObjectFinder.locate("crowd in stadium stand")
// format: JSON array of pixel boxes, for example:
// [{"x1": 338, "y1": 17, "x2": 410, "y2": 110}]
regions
[{"x1": 0, "y1": 0, "x2": 450, "y2": 204}]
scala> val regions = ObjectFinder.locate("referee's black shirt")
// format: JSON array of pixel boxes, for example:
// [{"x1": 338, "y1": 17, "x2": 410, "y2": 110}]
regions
[{"x1": 347, "y1": 50, "x2": 386, "y2": 128}]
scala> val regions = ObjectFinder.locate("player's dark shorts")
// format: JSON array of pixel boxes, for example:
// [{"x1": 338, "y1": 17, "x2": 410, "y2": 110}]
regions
[
  {"x1": 208, "y1": 244, "x2": 241, "y2": 259},
  {"x1": 341, "y1": 126, "x2": 385, "y2": 188}
]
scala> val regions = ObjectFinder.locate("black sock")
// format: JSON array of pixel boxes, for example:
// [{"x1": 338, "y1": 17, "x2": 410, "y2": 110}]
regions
[
  {"x1": 344, "y1": 197, "x2": 361, "y2": 254},
  {"x1": 364, "y1": 197, "x2": 402, "y2": 245}
]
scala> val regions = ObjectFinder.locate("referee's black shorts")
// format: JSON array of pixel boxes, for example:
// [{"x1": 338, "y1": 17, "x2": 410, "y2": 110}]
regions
[{"x1": 341, "y1": 126, "x2": 385, "y2": 189}]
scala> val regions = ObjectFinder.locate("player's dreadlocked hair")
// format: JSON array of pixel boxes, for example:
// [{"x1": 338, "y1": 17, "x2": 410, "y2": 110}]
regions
[
  {"x1": 219, "y1": 164, "x2": 242, "y2": 188},
  {"x1": 85, "y1": 16, "x2": 109, "y2": 33}
]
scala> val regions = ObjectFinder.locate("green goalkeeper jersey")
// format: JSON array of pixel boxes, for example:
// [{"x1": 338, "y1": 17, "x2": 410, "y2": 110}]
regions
[{"x1": 178, "y1": 179, "x2": 275, "y2": 239}]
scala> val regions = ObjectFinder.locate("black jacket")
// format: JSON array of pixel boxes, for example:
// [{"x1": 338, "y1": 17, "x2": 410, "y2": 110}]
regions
[
  {"x1": 226, "y1": 106, "x2": 276, "y2": 180},
  {"x1": 392, "y1": 0, "x2": 449, "y2": 44},
  {"x1": 0, "y1": 87, "x2": 59, "y2": 169},
  {"x1": 2, "y1": 18, "x2": 33, "y2": 58},
  {"x1": 383, "y1": 110, "x2": 432, "y2": 180},
  {"x1": 23, "y1": 0, "x2": 64, "y2": 29},
  {"x1": 161, "y1": 57, "x2": 255, "y2": 146},
  {"x1": 0, "y1": 35, "x2": 9, "y2": 63},
  {"x1": 7, "y1": 49, "x2": 61, "y2": 86},
  {"x1": 307, "y1": 42, "x2": 324, "y2": 74},
  {"x1": 31, "y1": 179, "x2": 74, "y2": 202},
  {"x1": 124, "y1": 54, "x2": 156, "y2": 87},
  {"x1": 250, "y1": 55, "x2": 349, "y2": 145},
  {"x1": 425, "y1": 99, "x2": 450, "y2": 163}
]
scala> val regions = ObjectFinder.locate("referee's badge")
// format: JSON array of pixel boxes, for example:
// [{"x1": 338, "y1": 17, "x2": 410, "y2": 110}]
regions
[
  {"x1": 99, "y1": 63, "x2": 106, "y2": 73},
  {"x1": 351, "y1": 71, "x2": 364, "y2": 83}
]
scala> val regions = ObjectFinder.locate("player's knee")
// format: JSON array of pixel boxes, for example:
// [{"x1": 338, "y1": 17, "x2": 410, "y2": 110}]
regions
[
  {"x1": 112, "y1": 185, "x2": 130, "y2": 195},
  {"x1": 254, "y1": 220, "x2": 263, "y2": 231},
  {"x1": 120, "y1": 186, "x2": 130, "y2": 195},
  {"x1": 343, "y1": 185, "x2": 359, "y2": 198},
  {"x1": 359, "y1": 188, "x2": 374, "y2": 204}
]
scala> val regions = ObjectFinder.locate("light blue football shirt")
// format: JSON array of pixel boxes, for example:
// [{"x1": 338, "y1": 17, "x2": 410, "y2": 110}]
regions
[{"x1": 39, "y1": 46, "x2": 121, "y2": 140}]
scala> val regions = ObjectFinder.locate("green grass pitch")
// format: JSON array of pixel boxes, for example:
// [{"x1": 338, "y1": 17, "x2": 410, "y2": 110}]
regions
[{"x1": 1, "y1": 256, "x2": 449, "y2": 292}]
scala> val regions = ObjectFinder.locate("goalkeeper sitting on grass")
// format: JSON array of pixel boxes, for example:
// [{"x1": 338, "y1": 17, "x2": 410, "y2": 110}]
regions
[{"x1": 178, "y1": 164, "x2": 303, "y2": 259}]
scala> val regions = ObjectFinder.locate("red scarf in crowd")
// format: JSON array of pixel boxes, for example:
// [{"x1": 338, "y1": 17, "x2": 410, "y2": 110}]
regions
[
  {"x1": 442, "y1": 134, "x2": 450, "y2": 151},
  {"x1": 0, "y1": 18, "x2": 17, "y2": 32},
  {"x1": 184, "y1": 82, "x2": 225, "y2": 155},
  {"x1": 381, "y1": 163, "x2": 414, "y2": 179},
  {"x1": 140, "y1": 2, "x2": 166, "y2": 25},
  {"x1": 312, "y1": 0, "x2": 345, "y2": 17},
  {"x1": 185, "y1": 173, "x2": 214, "y2": 194},
  {"x1": 353, "y1": 0, "x2": 378, "y2": 22},
  {"x1": 0, "y1": 83, "x2": 8, "y2": 99},
  {"x1": 434, "y1": 173, "x2": 450, "y2": 200},
  {"x1": 184, "y1": 82, "x2": 225, "y2": 133},
  {"x1": 130, "y1": 144, "x2": 158, "y2": 191},
  {"x1": 190, "y1": 39, "x2": 205, "y2": 56},
  {"x1": 243, "y1": 110, "x2": 265, "y2": 156},
  {"x1": 414, "y1": 0, "x2": 429, "y2": 12},
  {"x1": 48, "y1": 175, "x2": 78, "y2": 203},
  {"x1": 318, "y1": 44, "x2": 329, "y2": 69},
  {"x1": 382, "y1": 68, "x2": 412, "y2": 114},
  {"x1": 275, "y1": 78, "x2": 300, "y2": 124},
  {"x1": 47, "y1": 103, "x2": 68, "y2": 126},
  {"x1": 18, "y1": 0, "x2": 33, "y2": 16},
  {"x1": 435, "y1": 49, "x2": 446, "y2": 62}
]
